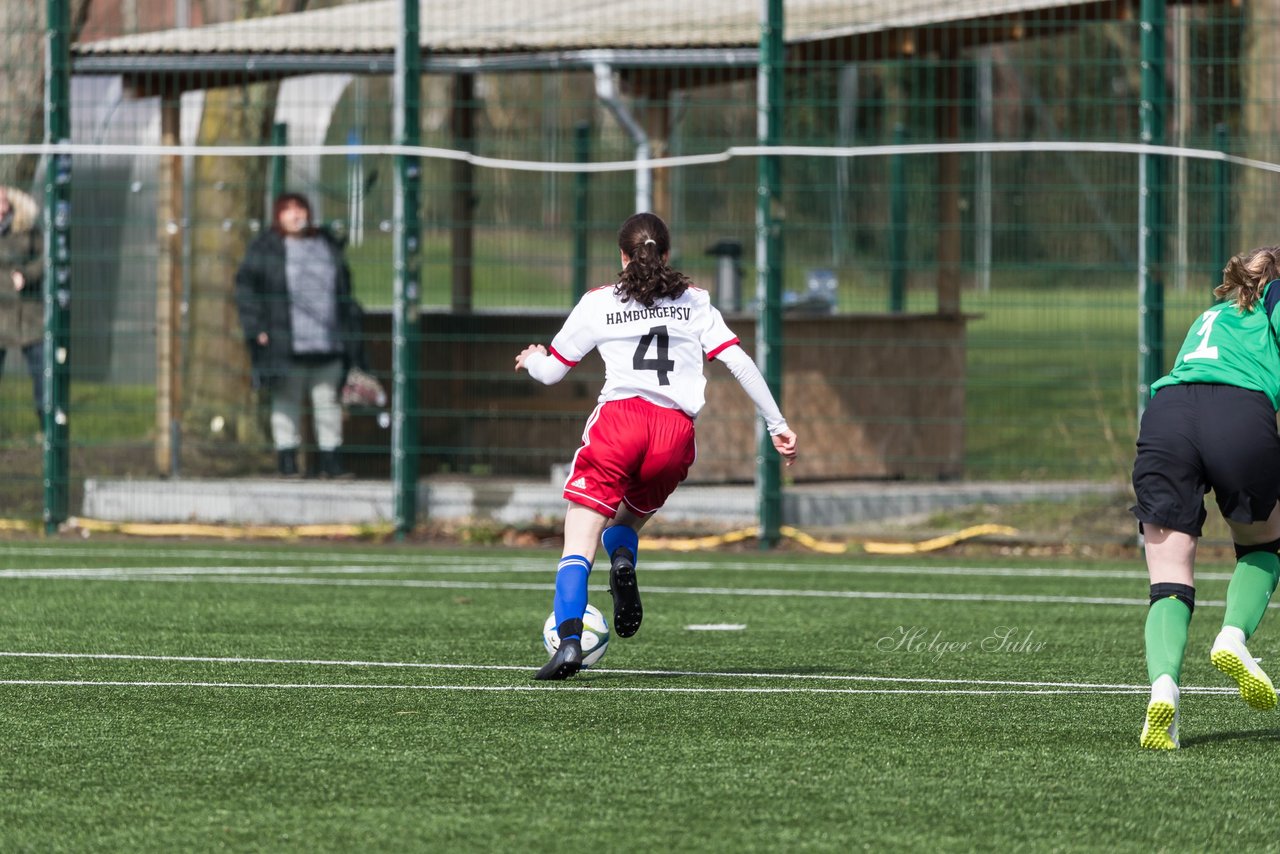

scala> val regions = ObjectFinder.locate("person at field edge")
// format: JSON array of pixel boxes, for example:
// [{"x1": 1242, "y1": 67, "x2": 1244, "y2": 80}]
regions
[
  {"x1": 235, "y1": 192, "x2": 363, "y2": 479},
  {"x1": 1132, "y1": 245, "x2": 1280, "y2": 749},
  {"x1": 515, "y1": 212, "x2": 799, "y2": 680},
  {"x1": 0, "y1": 186, "x2": 45, "y2": 435}
]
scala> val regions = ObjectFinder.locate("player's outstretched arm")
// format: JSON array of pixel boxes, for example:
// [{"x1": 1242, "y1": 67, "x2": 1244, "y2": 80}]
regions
[
  {"x1": 771, "y1": 429, "x2": 798, "y2": 466},
  {"x1": 515, "y1": 343, "x2": 547, "y2": 371},
  {"x1": 515, "y1": 343, "x2": 571, "y2": 386},
  {"x1": 715, "y1": 344, "x2": 797, "y2": 465}
]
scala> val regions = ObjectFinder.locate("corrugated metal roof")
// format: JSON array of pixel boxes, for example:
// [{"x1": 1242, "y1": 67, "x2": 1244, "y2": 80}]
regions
[{"x1": 72, "y1": 0, "x2": 1129, "y2": 58}]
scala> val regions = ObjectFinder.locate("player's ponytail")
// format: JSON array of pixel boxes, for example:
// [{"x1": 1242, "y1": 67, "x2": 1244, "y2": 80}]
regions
[
  {"x1": 1216, "y1": 246, "x2": 1280, "y2": 312},
  {"x1": 616, "y1": 212, "x2": 692, "y2": 308}
]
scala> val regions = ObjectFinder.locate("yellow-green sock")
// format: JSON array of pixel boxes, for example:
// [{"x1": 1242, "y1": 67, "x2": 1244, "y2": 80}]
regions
[
  {"x1": 1223, "y1": 551, "x2": 1280, "y2": 639},
  {"x1": 1145, "y1": 595, "x2": 1191, "y2": 684}
]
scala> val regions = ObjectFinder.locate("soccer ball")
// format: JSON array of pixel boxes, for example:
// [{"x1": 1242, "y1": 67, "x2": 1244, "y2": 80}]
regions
[{"x1": 542, "y1": 604, "x2": 610, "y2": 668}]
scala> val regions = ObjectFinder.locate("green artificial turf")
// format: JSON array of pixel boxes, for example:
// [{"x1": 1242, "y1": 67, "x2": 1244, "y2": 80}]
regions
[{"x1": 0, "y1": 540, "x2": 1276, "y2": 852}]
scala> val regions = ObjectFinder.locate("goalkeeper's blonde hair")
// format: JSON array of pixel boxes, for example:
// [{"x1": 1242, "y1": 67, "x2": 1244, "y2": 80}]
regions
[{"x1": 1217, "y1": 246, "x2": 1280, "y2": 312}]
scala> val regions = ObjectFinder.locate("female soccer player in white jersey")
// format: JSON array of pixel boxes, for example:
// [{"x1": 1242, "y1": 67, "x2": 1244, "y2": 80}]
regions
[
  {"x1": 1133, "y1": 246, "x2": 1280, "y2": 749},
  {"x1": 516, "y1": 212, "x2": 798, "y2": 680}
]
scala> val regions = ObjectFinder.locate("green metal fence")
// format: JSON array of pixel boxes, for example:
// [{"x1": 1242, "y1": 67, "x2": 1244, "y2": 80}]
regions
[{"x1": 1, "y1": 0, "x2": 1275, "y2": 533}]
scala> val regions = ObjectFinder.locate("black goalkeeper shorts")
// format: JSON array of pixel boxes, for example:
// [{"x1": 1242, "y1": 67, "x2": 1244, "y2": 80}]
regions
[{"x1": 1131, "y1": 383, "x2": 1280, "y2": 537}]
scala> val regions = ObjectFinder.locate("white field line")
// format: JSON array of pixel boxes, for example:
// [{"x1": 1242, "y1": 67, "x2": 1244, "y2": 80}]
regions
[
  {"x1": 0, "y1": 544, "x2": 1228, "y2": 581},
  {"x1": 0, "y1": 565, "x2": 417, "y2": 578},
  {"x1": 0, "y1": 550, "x2": 544, "y2": 569},
  {"x1": 0, "y1": 679, "x2": 1179, "y2": 696},
  {"x1": 0, "y1": 560, "x2": 1227, "y2": 581},
  {"x1": 0, "y1": 570, "x2": 1187, "y2": 606},
  {"x1": 0, "y1": 650, "x2": 1237, "y2": 696}
]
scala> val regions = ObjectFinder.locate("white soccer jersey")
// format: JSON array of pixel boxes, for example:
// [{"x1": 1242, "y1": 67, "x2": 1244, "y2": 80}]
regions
[{"x1": 548, "y1": 284, "x2": 739, "y2": 418}]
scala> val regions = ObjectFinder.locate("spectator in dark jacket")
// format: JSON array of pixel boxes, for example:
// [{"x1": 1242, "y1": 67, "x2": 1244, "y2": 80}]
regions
[
  {"x1": 0, "y1": 186, "x2": 45, "y2": 433},
  {"x1": 234, "y1": 192, "x2": 362, "y2": 478}
]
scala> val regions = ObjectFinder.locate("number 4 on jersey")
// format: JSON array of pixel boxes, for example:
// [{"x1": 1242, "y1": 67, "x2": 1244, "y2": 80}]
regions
[{"x1": 633, "y1": 325, "x2": 675, "y2": 385}]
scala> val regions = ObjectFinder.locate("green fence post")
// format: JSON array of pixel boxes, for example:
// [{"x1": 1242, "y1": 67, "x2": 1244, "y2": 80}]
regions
[
  {"x1": 268, "y1": 121, "x2": 287, "y2": 212},
  {"x1": 889, "y1": 123, "x2": 907, "y2": 314},
  {"x1": 756, "y1": 0, "x2": 784, "y2": 549},
  {"x1": 43, "y1": 0, "x2": 71, "y2": 532},
  {"x1": 392, "y1": 0, "x2": 422, "y2": 535},
  {"x1": 1137, "y1": 0, "x2": 1166, "y2": 422},
  {"x1": 1212, "y1": 122, "x2": 1229, "y2": 303},
  {"x1": 572, "y1": 121, "x2": 590, "y2": 302}
]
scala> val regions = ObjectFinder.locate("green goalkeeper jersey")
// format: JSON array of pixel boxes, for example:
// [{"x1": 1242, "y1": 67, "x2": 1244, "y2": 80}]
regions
[{"x1": 1151, "y1": 280, "x2": 1280, "y2": 408}]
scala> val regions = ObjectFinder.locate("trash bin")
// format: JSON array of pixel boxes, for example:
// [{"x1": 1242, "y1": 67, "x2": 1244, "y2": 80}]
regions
[{"x1": 705, "y1": 239, "x2": 743, "y2": 312}]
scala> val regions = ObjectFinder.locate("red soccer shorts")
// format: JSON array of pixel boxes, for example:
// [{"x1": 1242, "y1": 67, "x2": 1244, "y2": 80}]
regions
[{"x1": 563, "y1": 396, "x2": 697, "y2": 518}]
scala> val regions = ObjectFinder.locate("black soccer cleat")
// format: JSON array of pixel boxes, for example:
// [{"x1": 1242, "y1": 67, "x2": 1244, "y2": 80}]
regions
[
  {"x1": 534, "y1": 637, "x2": 583, "y2": 681},
  {"x1": 608, "y1": 547, "x2": 643, "y2": 638}
]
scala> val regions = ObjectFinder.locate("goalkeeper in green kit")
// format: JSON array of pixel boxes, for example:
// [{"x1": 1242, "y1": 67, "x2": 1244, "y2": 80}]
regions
[{"x1": 1132, "y1": 246, "x2": 1280, "y2": 749}]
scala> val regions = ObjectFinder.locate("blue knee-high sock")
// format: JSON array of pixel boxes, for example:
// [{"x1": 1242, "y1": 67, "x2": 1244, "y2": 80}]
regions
[
  {"x1": 553, "y1": 555, "x2": 591, "y2": 639},
  {"x1": 602, "y1": 525, "x2": 639, "y2": 563}
]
